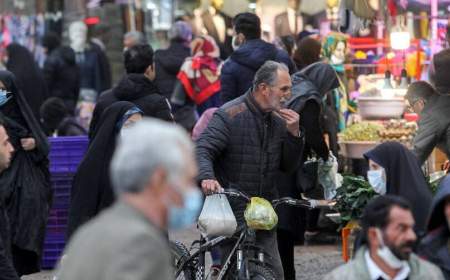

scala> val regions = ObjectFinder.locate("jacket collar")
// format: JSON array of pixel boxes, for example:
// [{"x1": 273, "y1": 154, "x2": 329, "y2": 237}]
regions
[{"x1": 245, "y1": 89, "x2": 271, "y2": 118}]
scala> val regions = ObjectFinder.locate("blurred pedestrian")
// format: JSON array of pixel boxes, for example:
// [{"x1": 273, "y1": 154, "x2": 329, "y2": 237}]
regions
[
  {"x1": 5, "y1": 43, "x2": 48, "y2": 121},
  {"x1": 89, "y1": 44, "x2": 172, "y2": 141},
  {"x1": 221, "y1": 13, "x2": 296, "y2": 103},
  {"x1": 154, "y1": 21, "x2": 192, "y2": 100},
  {"x1": 172, "y1": 35, "x2": 222, "y2": 130},
  {"x1": 67, "y1": 102, "x2": 142, "y2": 239},
  {"x1": 419, "y1": 175, "x2": 450, "y2": 279},
  {"x1": 56, "y1": 119, "x2": 202, "y2": 280},
  {"x1": 274, "y1": 35, "x2": 296, "y2": 58},
  {"x1": 293, "y1": 37, "x2": 321, "y2": 71},
  {"x1": 0, "y1": 71, "x2": 51, "y2": 276},
  {"x1": 405, "y1": 81, "x2": 450, "y2": 165},
  {"x1": 325, "y1": 195, "x2": 444, "y2": 280},
  {"x1": 39, "y1": 97, "x2": 86, "y2": 137},
  {"x1": 0, "y1": 116, "x2": 18, "y2": 280},
  {"x1": 364, "y1": 142, "x2": 433, "y2": 237},
  {"x1": 42, "y1": 32, "x2": 81, "y2": 115},
  {"x1": 123, "y1": 31, "x2": 146, "y2": 51},
  {"x1": 196, "y1": 61, "x2": 304, "y2": 279}
]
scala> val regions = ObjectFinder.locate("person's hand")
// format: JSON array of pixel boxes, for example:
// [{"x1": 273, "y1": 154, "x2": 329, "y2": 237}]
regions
[
  {"x1": 20, "y1": 138, "x2": 36, "y2": 151},
  {"x1": 201, "y1": 179, "x2": 222, "y2": 194},
  {"x1": 279, "y1": 109, "x2": 300, "y2": 137}
]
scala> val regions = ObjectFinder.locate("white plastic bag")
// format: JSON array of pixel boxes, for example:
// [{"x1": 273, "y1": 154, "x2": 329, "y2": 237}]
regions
[{"x1": 198, "y1": 194, "x2": 237, "y2": 237}]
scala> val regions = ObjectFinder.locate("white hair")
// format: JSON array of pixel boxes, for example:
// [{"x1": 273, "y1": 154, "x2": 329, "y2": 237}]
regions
[{"x1": 110, "y1": 118, "x2": 193, "y2": 195}]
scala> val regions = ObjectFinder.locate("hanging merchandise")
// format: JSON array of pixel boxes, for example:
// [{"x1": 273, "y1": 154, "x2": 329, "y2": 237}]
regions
[{"x1": 344, "y1": 0, "x2": 378, "y2": 20}]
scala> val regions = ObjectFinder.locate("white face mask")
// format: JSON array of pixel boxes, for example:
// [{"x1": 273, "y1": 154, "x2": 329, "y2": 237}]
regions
[
  {"x1": 367, "y1": 169, "x2": 387, "y2": 195},
  {"x1": 375, "y1": 228, "x2": 407, "y2": 269},
  {"x1": 330, "y1": 54, "x2": 344, "y2": 65}
]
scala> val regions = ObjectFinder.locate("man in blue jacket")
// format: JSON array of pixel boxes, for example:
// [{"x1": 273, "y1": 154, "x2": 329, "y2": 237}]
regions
[{"x1": 221, "y1": 12, "x2": 296, "y2": 103}]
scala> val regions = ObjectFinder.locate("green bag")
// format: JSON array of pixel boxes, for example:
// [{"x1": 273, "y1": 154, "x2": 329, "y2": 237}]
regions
[{"x1": 244, "y1": 197, "x2": 278, "y2": 231}]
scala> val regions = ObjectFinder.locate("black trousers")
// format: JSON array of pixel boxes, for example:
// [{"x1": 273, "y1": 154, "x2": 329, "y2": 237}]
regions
[{"x1": 277, "y1": 229, "x2": 296, "y2": 280}]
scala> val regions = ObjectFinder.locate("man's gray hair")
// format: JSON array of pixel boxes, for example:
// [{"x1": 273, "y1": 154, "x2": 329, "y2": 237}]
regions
[
  {"x1": 124, "y1": 31, "x2": 146, "y2": 45},
  {"x1": 253, "y1": 60, "x2": 289, "y2": 88},
  {"x1": 110, "y1": 118, "x2": 193, "y2": 195}
]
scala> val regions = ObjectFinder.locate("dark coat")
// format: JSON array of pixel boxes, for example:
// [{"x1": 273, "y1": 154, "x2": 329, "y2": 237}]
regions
[
  {"x1": 419, "y1": 175, "x2": 450, "y2": 279},
  {"x1": 76, "y1": 43, "x2": 111, "y2": 96},
  {"x1": 43, "y1": 46, "x2": 81, "y2": 114},
  {"x1": 196, "y1": 91, "x2": 304, "y2": 221},
  {"x1": 154, "y1": 41, "x2": 191, "y2": 99},
  {"x1": 88, "y1": 74, "x2": 173, "y2": 141},
  {"x1": 67, "y1": 102, "x2": 135, "y2": 239},
  {"x1": 364, "y1": 142, "x2": 433, "y2": 237},
  {"x1": 413, "y1": 94, "x2": 450, "y2": 165},
  {"x1": 0, "y1": 71, "x2": 51, "y2": 275},
  {"x1": 220, "y1": 39, "x2": 296, "y2": 103},
  {"x1": 6, "y1": 43, "x2": 48, "y2": 121},
  {"x1": 277, "y1": 63, "x2": 339, "y2": 233}
]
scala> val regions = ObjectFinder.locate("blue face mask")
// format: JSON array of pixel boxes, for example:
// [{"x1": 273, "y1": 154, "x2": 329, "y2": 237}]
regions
[
  {"x1": 0, "y1": 89, "x2": 11, "y2": 107},
  {"x1": 367, "y1": 169, "x2": 387, "y2": 194},
  {"x1": 168, "y1": 186, "x2": 203, "y2": 230}
]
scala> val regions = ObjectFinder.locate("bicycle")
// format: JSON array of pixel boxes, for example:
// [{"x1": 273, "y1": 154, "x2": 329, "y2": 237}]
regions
[{"x1": 171, "y1": 188, "x2": 323, "y2": 280}]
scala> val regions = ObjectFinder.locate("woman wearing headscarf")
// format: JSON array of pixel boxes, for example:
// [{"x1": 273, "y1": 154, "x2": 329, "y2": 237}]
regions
[
  {"x1": 364, "y1": 142, "x2": 433, "y2": 237},
  {"x1": 277, "y1": 62, "x2": 340, "y2": 280},
  {"x1": 5, "y1": 43, "x2": 48, "y2": 121},
  {"x1": 0, "y1": 70, "x2": 51, "y2": 276},
  {"x1": 172, "y1": 35, "x2": 223, "y2": 130},
  {"x1": 67, "y1": 102, "x2": 142, "y2": 239}
]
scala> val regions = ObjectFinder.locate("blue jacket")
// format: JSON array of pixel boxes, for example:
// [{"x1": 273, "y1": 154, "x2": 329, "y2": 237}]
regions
[{"x1": 220, "y1": 39, "x2": 296, "y2": 103}]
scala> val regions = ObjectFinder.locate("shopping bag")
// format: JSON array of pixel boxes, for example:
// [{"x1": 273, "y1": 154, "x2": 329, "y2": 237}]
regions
[
  {"x1": 244, "y1": 197, "x2": 278, "y2": 231},
  {"x1": 198, "y1": 194, "x2": 237, "y2": 237},
  {"x1": 318, "y1": 154, "x2": 343, "y2": 200}
]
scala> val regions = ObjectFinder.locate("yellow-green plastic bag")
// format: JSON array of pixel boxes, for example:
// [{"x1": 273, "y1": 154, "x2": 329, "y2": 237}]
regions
[{"x1": 244, "y1": 197, "x2": 278, "y2": 230}]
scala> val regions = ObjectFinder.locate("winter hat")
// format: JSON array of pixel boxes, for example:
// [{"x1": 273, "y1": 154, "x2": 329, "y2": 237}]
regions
[{"x1": 168, "y1": 21, "x2": 193, "y2": 44}]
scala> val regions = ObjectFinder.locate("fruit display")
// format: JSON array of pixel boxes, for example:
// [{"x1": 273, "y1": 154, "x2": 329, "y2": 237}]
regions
[
  {"x1": 340, "y1": 122, "x2": 382, "y2": 142},
  {"x1": 378, "y1": 119, "x2": 417, "y2": 147}
]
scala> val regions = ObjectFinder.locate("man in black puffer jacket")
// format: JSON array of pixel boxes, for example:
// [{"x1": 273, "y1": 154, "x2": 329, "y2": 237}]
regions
[
  {"x1": 89, "y1": 44, "x2": 173, "y2": 140},
  {"x1": 196, "y1": 61, "x2": 304, "y2": 280}
]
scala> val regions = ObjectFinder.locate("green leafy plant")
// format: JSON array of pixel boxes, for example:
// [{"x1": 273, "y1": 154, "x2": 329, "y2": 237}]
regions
[{"x1": 334, "y1": 175, "x2": 377, "y2": 230}]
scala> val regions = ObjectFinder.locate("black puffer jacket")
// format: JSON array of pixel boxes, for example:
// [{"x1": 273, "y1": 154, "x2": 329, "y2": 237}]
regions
[
  {"x1": 154, "y1": 41, "x2": 191, "y2": 99},
  {"x1": 88, "y1": 74, "x2": 173, "y2": 140},
  {"x1": 196, "y1": 91, "x2": 304, "y2": 219}
]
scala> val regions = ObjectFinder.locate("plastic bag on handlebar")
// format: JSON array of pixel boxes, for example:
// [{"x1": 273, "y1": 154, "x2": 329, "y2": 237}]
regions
[
  {"x1": 198, "y1": 194, "x2": 237, "y2": 237},
  {"x1": 318, "y1": 153, "x2": 342, "y2": 200},
  {"x1": 244, "y1": 197, "x2": 278, "y2": 231}
]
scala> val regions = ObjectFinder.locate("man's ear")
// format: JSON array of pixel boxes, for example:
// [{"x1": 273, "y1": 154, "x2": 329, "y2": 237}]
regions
[{"x1": 367, "y1": 227, "x2": 381, "y2": 249}]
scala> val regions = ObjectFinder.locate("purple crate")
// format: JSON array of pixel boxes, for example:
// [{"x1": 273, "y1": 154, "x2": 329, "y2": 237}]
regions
[
  {"x1": 42, "y1": 258, "x2": 59, "y2": 269},
  {"x1": 48, "y1": 136, "x2": 88, "y2": 174}
]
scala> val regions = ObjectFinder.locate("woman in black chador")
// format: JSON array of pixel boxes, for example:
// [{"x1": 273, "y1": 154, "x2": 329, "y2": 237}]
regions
[
  {"x1": 0, "y1": 70, "x2": 51, "y2": 276},
  {"x1": 67, "y1": 101, "x2": 142, "y2": 239}
]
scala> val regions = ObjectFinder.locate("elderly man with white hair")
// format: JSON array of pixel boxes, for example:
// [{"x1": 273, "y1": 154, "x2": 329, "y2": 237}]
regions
[{"x1": 55, "y1": 118, "x2": 202, "y2": 280}]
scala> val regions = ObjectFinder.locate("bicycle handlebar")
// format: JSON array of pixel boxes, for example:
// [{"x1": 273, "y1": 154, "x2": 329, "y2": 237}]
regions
[{"x1": 213, "y1": 189, "x2": 318, "y2": 209}]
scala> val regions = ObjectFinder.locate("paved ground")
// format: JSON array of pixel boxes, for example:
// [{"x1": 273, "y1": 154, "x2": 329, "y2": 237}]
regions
[{"x1": 24, "y1": 227, "x2": 343, "y2": 280}]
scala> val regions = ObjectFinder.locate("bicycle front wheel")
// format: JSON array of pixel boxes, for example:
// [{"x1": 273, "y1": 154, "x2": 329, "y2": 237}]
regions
[{"x1": 170, "y1": 241, "x2": 195, "y2": 280}]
